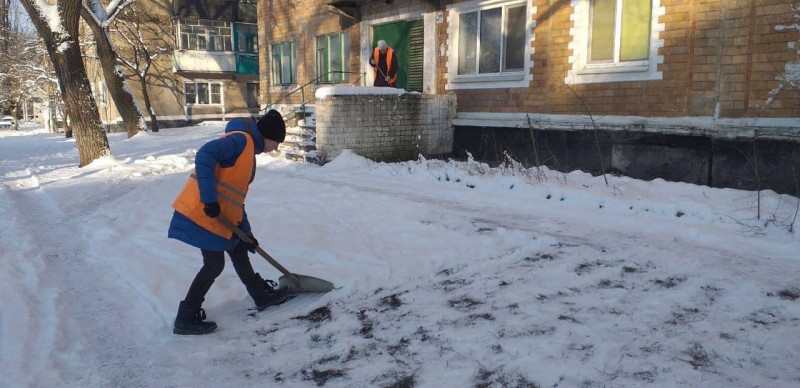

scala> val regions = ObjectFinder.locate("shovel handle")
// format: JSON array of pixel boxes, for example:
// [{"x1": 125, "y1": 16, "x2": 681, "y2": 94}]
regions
[
  {"x1": 372, "y1": 61, "x2": 389, "y2": 80},
  {"x1": 217, "y1": 215, "x2": 300, "y2": 284}
]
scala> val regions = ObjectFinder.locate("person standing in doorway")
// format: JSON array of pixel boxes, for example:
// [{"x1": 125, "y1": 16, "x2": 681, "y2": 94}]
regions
[
  {"x1": 168, "y1": 110, "x2": 290, "y2": 335},
  {"x1": 369, "y1": 40, "x2": 398, "y2": 87}
]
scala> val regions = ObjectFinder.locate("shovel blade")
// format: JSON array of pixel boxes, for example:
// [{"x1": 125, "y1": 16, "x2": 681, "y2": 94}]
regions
[{"x1": 279, "y1": 274, "x2": 335, "y2": 293}]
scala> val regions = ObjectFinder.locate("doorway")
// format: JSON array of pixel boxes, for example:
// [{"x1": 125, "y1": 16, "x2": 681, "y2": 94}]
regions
[{"x1": 372, "y1": 20, "x2": 424, "y2": 92}]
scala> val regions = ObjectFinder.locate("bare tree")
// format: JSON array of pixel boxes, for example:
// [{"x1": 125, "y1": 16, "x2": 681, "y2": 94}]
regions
[
  {"x1": 81, "y1": 0, "x2": 145, "y2": 138},
  {"x1": 766, "y1": 4, "x2": 800, "y2": 107},
  {"x1": 0, "y1": 29, "x2": 50, "y2": 130},
  {"x1": 111, "y1": 3, "x2": 172, "y2": 132},
  {"x1": 23, "y1": 37, "x2": 65, "y2": 130},
  {"x1": 0, "y1": 0, "x2": 17, "y2": 120},
  {"x1": 1, "y1": 0, "x2": 10, "y2": 52},
  {"x1": 23, "y1": 35, "x2": 68, "y2": 133},
  {"x1": 19, "y1": 0, "x2": 110, "y2": 166},
  {"x1": 2, "y1": 1, "x2": 64, "y2": 132},
  {"x1": 563, "y1": 82, "x2": 609, "y2": 185}
]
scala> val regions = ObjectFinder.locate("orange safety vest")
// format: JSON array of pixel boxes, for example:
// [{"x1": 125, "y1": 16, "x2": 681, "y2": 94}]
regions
[
  {"x1": 373, "y1": 46, "x2": 397, "y2": 85},
  {"x1": 172, "y1": 131, "x2": 255, "y2": 239}
]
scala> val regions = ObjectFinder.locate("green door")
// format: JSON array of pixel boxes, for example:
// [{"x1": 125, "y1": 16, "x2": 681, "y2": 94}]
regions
[
  {"x1": 373, "y1": 20, "x2": 424, "y2": 92},
  {"x1": 407, "y1": 20, "x2": 424, "y2": 93}
]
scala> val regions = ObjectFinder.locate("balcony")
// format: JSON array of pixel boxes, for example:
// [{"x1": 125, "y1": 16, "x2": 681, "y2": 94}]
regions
[
  {"x1": 173, "y1": 50, "x2": 236, "y2": 73},
  {"x1": 173, "y1": 51, "x2": 258, "y2": 75},
  {"x1": 237, "y1": 53, "x2": 258, "y2": 75}
]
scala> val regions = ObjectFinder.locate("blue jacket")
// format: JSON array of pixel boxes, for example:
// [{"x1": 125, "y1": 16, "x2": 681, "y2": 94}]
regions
[{"x1": 168, "y1": 119, "x2": 265, "y2": 252}]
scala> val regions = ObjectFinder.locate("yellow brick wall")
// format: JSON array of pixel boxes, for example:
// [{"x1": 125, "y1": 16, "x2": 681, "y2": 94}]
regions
[
  {"x1": 259, "y1": 0, "x2": 798, "y2": 119},
  {"x1": 441, "y1": 0, "x2": 799, "y2": 118}
]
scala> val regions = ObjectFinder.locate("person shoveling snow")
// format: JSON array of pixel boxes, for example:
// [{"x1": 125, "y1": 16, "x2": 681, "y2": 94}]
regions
[{"x1": 168, "y1": 110, "x2": 291, "y2": 335}]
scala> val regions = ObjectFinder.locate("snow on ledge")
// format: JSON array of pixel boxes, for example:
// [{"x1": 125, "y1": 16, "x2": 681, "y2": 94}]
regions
[
  {"x1": 455, "y1": 112, "x2": 800, "y2": 130},
  {"x1": 315, "y1": 86, "x2": 409, "y2": 99}
]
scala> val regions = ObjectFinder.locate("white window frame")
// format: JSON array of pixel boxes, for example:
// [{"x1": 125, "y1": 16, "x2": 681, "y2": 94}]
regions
[
  {"x1": 566, "y1": 0, "x2": 665, "y2": 84},
  {"x1": 177, "y1": 18, "x2": 233, "y2": 52},
  {"x1": 446, "y1": 0, "x2": 535, "y2": 90},
  {"x1": 91, "y1": 80, "x2": 106, "y2": 107},
  {"x1": 185, "y1": 81, "x2": 224, "y2": 106},
  {"x1": 97, "y1": 81, "x2": 107, "y2": 106}
]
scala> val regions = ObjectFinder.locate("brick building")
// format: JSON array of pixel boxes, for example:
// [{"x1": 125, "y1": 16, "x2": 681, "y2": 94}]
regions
[{"x1": 258, "y1": 0, "x2": 800, "y2": 193}]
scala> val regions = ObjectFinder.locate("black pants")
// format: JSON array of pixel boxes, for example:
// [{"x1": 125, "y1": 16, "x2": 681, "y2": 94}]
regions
[{"x1": 184, "y1": 242, "x2": 259, "y2": 307}]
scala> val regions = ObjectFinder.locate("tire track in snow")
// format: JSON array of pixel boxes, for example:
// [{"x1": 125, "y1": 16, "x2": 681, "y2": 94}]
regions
[
  {"x1": 0, "y1": 167, "x2": 57, "y2": 387},
  {"x1": 0, "y1": 162, "x2": 167, "y2": 386}
]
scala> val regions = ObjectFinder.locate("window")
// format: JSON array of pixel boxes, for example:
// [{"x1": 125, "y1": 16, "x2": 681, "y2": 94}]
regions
[
  {"x1": 566, "y1": 0, "x2": 664, "y2": 84},
  {"x1": 185, "y1": 82, "x2": 223, "y2": 105},
  {"x1": 316, "y1": 32, "x2": 350, "y2": 84},
  {"x1": 237, "y1": 23, "x2": 258, "y2": 54},
  {"x1": 247, "y1": 83, "x2": 259, "y2": 108},
  {"x1": 97, "y1": 81, "x2": 107, "y2": 106},
  {"x1": 179, "y1": 18, "x2": 232, "y2": 51},
  {"x1": 271, "y1": 41, "x2": 296, "y2": 86},
  {"x1": 93, "y1": 81, "x2": 107, "y2": 106},
  {"x1": 446, "y1": 0, "x2": 533, "y2": 90},
  {"x1": 589, "y1": 0, "x2": 650, "y2": 63},
  {"x1": 457, "y1": 3, "x2": 525, "y2": 75}
]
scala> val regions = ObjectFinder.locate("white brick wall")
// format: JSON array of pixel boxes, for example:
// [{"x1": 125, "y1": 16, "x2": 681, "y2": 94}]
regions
[{"x1": 316, "y1": 93, "x2": 456, "y2": 162}]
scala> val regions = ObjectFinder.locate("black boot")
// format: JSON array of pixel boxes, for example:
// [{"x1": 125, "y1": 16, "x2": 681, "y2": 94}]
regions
[
  {"x1": 173, "y1": 300, "x2": 217, "y2": 335},
  {"x1": 247, "y1": 273, "x2": 292, "y2": 311}
]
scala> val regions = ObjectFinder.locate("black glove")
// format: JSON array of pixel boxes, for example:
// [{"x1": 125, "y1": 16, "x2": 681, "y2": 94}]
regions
[
  {"x1": 203, "y1": 202, "x2": 220, "y2": 218},
  {"x1": 369, "y1": 58, "x2": 376, "y2": 66},
  {"x1": 243, "y1": 235, "x2": 259, "y2": 253}
]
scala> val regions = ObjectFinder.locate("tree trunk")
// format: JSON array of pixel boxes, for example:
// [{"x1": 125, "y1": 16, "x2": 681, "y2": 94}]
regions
[
  {"x1": 81, "y1": 7, "x2": 144, "y2": 138},
  {"x1": 57, "y1": 48, "x2": 109, "y2": 165},
  {"x1": 11, "y1": 101, "x2": 19, "y2": 130},
  {"x1": 139, "y1": 75, "x2": 159, "y2": 132},
  {"x1": 19, "y1": 0, "x2": 109, "y2": 166},
  {"x1": 0, "y1": 0, "x2": 9, "y2": 53}
]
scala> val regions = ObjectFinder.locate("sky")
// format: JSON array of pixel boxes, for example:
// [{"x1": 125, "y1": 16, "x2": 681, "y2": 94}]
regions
[{"x1": 1, "y1": 122, "x2": 799, "y2": 387}]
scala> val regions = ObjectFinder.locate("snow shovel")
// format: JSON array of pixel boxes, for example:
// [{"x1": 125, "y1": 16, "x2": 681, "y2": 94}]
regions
[{"x1": 217, "y1": 215, "x2": 334, "y2": 294}]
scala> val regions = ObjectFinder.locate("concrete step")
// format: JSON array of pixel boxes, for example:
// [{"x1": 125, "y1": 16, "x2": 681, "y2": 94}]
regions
[
  {"x1": 283, "y1": 150, "x2": 320, "y2": 164},
  {"x1": 298, "y1": 117, "x2": 316, "y2": 127},
  {"x1": 286, "y1": 131, "x2": 315, "y2": 144},
  {"x1": 286, "y1": 126, "x2": 316, "y2": 137},
  {"x1": 279, "y1": 142, "x2": 317, "y2": 153},
  {"x1": 285, "y1": 135, "x2": 309, "y2": 144}
]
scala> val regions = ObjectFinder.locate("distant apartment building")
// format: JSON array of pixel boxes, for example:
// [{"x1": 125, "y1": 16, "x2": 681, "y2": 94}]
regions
[{"x1": 85, "y1": 0, "x2": 262, "y2": 129}]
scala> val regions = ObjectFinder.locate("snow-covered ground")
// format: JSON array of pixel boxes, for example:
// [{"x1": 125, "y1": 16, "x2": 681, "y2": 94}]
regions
[{"x1": 1, "y1": 123, "x2": 798, "y2": 387}]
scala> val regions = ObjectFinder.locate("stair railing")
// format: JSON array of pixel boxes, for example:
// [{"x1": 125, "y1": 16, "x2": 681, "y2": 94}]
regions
[{"x1": 263, "y1": 71, "x2": 367, "y2": 117}]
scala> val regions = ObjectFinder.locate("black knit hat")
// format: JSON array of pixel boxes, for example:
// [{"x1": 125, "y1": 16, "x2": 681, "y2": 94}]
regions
[{"x1": 256, "y1": 110, "x2": 286, "y2": 143}]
